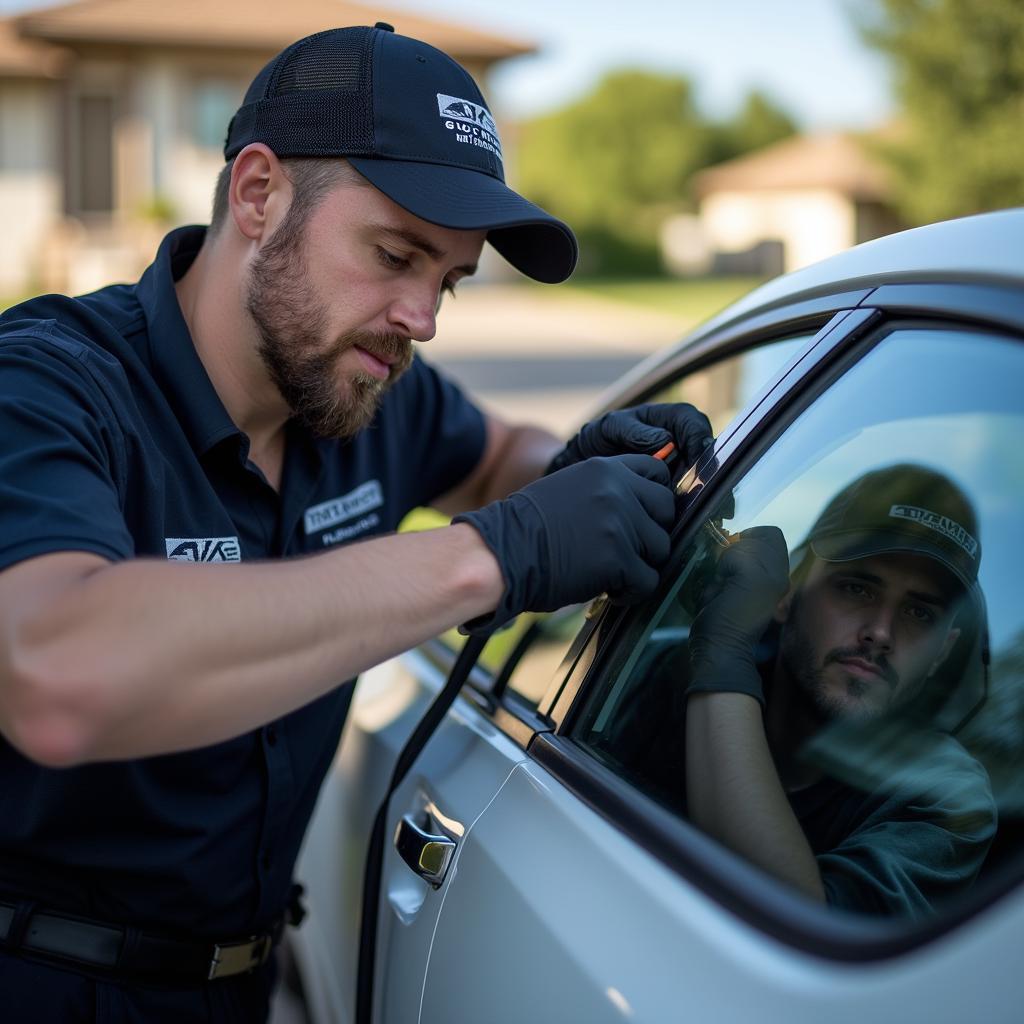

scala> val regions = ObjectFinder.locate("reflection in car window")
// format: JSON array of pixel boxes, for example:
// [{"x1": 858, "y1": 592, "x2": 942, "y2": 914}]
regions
[
  {"x1": 572, "y1": 327, "x2": 1024, "y2": 921},
  {"x1": 650, "y1": 336, "x2": 809, "y2": 436}
]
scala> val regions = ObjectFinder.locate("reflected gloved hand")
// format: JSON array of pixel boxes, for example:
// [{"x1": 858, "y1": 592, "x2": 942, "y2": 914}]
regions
[
  {"x1": 546, "y1": 403, "x2": 713, "y2": 476},
  {"x1": 686, "y1": 526, "x2": 790, "y2": 706},
  {"x1": 454, "y1": 455, "x2": 675, "y2": 635}
]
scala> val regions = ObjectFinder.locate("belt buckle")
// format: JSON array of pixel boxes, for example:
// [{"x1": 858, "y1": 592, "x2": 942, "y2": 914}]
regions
[{"x1": 207, "y1": 934, "x2": 272, "y2": 980}]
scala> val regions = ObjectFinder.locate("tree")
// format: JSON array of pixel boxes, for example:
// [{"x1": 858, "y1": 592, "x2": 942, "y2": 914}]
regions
[
  {"x1": 858, "y1": 0, "x2": 1024, "y2": 223},
  {"x1": 707, "y1": 89, "x2": 798, "y2": 166},
  {"x1": 516, "y1": 70, "x2": 711, "y2": 238}
]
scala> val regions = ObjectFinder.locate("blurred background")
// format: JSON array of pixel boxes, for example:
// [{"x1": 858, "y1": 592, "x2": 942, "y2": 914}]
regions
[{"x1": 0, "y1": 0, "x2": 1019, "y2": 433}]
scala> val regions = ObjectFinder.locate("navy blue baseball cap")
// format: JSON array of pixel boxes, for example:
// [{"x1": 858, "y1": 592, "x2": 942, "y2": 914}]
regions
[
  {"x1": 805, "y1": 464, "x2": 982, "y2": 591},
  {"x1": 224, "y1": 23, "x2": 578, "y2": 283}
]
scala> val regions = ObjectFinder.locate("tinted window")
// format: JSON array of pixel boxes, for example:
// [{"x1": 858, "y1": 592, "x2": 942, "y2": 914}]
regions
[
  {"x1": 649, "y1": 336, "x2": 808, "y2": 435},
  {"x1": 572, "y1": 326, "x2": 1024, "y2": 921}
]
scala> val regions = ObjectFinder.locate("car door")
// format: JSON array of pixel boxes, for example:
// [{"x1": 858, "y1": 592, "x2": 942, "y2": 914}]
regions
[
  {"x1": 358, "y1": 318, "x2": 843, "y2": 1022},
  {"x1": 375, "y1": 290, "x2": 1024, "y2": 1023}
]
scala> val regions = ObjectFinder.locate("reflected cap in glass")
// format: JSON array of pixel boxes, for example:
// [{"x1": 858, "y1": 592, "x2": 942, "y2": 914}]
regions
[
  {"x1": 806, "y1": 464, "x2": 981, "y2": 589},
  {"x1": 223, "y1": 23, "x2": 577, "y2": 283}
]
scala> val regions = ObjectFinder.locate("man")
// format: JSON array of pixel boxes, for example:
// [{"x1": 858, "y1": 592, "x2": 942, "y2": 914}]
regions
[
  {"x1": 685, "y1": 464, "x2": 996, "y2": 916},
  {"x1": 0, "y1": 24, "x2": 712, "y2": 1022}
]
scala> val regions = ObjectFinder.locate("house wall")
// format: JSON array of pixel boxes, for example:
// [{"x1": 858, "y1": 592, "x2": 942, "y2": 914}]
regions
[
  {"x1": 0, "y1": 79, "x2": 60, "y2": 295},
  {"x1": 700, "y1": 188, "x2": 856, "y2": 273}
]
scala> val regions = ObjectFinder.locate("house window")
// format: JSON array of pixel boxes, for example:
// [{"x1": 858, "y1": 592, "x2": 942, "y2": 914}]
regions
[{"x1": 192, "y1": 80, "x2": 242, "y2": 151}]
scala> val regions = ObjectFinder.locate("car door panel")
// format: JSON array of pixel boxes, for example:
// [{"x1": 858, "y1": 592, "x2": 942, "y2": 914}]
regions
[{"x1": 417, "y1": 753, "x2": 1024, "y2": 1024}]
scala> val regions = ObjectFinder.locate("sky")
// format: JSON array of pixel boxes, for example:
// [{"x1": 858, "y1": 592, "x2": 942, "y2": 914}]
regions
[
  {"x1": 0, "y1": 0, "x2": 895, "y2": 130},
  {"x1": 387, "y1": 0, "x2": 894, "y2": 129}
]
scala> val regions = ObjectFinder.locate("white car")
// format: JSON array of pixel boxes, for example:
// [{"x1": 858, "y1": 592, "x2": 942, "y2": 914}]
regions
[{"x1": 287, "y1": 208, "x2": 1024, "y2": 1024}]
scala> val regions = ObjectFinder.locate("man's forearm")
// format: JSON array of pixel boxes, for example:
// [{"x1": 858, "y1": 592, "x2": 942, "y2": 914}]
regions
[
  {"x1": 685, "y1": 692, "x2": 825, "y2": 902},
  {"x1": 1, "y1": 524, "x2": 502, "y2": 766}
]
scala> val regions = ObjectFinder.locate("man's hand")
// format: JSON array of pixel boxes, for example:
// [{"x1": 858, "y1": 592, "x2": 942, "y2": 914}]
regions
[
  {"x1": 454, "y1": 455, "x2": 674, "y2": 633},
  {"x1": 546, "y1": 403, "x2": 713, "y2": 476},
  {"x1": 687, "y1": 526, "x2": 790, "y2": 705}
]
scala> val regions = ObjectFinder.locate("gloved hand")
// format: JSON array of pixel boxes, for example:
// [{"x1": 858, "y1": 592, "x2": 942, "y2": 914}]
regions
[
  {"x1": 454, "y1": 455, "x2": 675, "y2": 634},
  {"x1": 546, "y1": 403, "x2": 713, "y2": 476},
  {"x1": 686, "y1": 526, "x2": 790, "y2": 706}
]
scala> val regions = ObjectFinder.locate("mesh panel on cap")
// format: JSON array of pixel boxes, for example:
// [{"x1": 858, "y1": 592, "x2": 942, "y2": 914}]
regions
[{"x1": 272, "y1": 27, "x2": 372, "y2": 95}]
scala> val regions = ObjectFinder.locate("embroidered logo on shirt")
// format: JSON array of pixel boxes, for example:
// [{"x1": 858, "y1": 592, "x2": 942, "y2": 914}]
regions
[
  {"x1": 165, "y1": 537, "x2": 242, "y2": 562},
  {"x1": 304, "y1": 481, "x2": 384, "y2": 536},
  {"x1": 437, "y1": 93, "x2": 502, "y2": 162}
]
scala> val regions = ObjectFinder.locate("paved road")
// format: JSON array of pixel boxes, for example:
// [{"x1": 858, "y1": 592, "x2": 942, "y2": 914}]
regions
[{"x1": 425, "y1": 284, "x2": 689, "y2": 435}]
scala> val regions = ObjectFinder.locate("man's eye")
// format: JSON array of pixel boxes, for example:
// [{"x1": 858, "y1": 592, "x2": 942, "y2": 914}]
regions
[
  {"x1": 441, "y1": 279, "x2": 457, "y2": 300},
  {"x1": 905, "y1": 603, "x2": 937, "y2": 625},
  {"x1": 377, "y1": 248, "x2": 409, "y2": 270},
  {"x1": 839, "y1": 581, "x2": 869, "y2": 598}
]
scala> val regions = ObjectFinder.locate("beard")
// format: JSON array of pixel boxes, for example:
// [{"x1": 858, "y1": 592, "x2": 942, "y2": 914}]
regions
[
  {"x1": 777, "y1": 591, "x2": 901, "y2": 723},
  {"x1": 244, "y1": 219, "x2": 414, "y2": 440}
]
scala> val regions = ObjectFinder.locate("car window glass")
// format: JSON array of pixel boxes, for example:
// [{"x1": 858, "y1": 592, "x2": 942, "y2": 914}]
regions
[
  {"x1": 648, "y1": 335, "x2": 809, "y2": 435},
  {"x1": 479, "y1": 337, "x2": 810, "y2": 699},
  {"x1": 571, "y1": 326, "x2": 1024, "y2": 922}
]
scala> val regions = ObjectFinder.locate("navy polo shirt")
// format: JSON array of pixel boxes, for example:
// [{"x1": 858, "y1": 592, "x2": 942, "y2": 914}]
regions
[{"x1": 0, "y1": 226, "x2": 486, "y2": 937}]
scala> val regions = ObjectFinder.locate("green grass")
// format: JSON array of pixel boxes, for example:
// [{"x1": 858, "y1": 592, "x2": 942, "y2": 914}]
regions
[{"x1": 562, "y1": 276, "x2": 767, "y2": 324}]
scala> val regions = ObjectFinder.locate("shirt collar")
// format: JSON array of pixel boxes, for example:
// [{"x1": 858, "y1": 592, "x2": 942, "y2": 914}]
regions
[{"x1": 135, "y1": 226, "x2": 243, "y2": 457}]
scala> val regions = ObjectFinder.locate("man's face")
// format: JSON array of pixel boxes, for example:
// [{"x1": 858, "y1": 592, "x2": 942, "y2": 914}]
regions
[
  {"x1": 245, "y1": 176, "x2": 485, "y2": 439},
  {"x1": 775, "y1": 552, "x2": 963, "y2": 720}
]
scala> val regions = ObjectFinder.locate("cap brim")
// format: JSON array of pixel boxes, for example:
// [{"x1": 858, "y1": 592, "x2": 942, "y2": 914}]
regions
[
  {"x1": 349, "y1": 157, "x2": 578, "y2": 283},
  {"x1": 811, "y1": 530, "x2": 973, "y2": 591}
]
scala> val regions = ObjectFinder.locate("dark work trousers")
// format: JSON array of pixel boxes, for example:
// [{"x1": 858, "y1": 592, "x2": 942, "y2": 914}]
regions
[{"x1": 0, "y1": 947, "x2": 277, "y2": 1023}]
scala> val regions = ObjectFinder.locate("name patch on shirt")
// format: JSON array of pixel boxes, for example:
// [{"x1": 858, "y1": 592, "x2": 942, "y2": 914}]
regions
[
  {"x1": 165, "y1": 536, "x2": 242, "y2": 562},
  {"x1": 304, "y1": 481, "x2": 384, "y2": 536}
]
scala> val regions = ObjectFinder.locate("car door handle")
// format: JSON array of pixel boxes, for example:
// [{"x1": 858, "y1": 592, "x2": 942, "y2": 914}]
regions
[{"x1": 394, "y1": 814, "x2": 457, "y2": 888}]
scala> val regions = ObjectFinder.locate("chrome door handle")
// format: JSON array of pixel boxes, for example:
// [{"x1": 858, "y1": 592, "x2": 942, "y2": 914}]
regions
[{"x1": 394, "y1": 814, "x2": 456, "y2": 888}]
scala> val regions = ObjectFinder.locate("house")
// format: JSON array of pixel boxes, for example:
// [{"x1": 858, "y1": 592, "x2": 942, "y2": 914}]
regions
[
  {"x1": 684, "y1": 131, "x2": 904, "y2": 275},
  {"x1": 0, "y1": 1, "x2": 533, "y2": 296}
]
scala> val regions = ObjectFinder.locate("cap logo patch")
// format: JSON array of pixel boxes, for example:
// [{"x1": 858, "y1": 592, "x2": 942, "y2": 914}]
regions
[
  {"x1": 888, "y1": 504, "x2": 978, "y2": 559},
  {"x1": 437, "y1": 93, "x2": 502, "y2": 161}
]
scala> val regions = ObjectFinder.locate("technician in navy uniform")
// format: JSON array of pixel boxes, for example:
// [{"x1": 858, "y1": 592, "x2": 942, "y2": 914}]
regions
[{"x1": 0, "y1": 24, "x2": 711, "y2": 1022}]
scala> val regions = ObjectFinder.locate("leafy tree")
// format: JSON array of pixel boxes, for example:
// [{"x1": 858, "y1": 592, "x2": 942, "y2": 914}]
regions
[
  {"x1": 707, "y1": 89, "x2": 798, "y2": 166},
  {"x1": 858, "y1": 0, "x2": 1024, "y2": 222},
  {"x1": 516, "y1": 70, "x2": 711, "y2": 239}
]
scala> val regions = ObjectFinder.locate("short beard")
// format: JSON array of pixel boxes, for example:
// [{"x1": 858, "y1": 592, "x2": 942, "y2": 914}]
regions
[
  {"x1": 244, "y1": 211, "x2": 413, "y2": 440},
  {"x1": 777, "y1": 589, "x2": 900, "y2": 723}
]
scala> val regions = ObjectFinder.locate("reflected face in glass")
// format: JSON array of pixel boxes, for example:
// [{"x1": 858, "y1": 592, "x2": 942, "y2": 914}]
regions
[{"x1": 775, "y1": 553, "x2": 963, "y2": 720}]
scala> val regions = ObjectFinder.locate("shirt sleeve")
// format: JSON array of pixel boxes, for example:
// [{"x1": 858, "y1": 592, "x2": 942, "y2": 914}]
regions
[
  {"x1": 817, "y1": 753, "x2": 997, "y2": 918},
  {"x1": 0, "y1": 336, "x2": 135, "y2": 571},
  {"x1": 391, "y1": 354, "x2": 488, "y2": 511}
]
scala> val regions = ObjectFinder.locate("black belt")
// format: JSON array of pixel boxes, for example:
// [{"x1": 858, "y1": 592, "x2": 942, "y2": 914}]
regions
[{"x1": 0, "y1": 890, "x2": 304, "y2": 984}]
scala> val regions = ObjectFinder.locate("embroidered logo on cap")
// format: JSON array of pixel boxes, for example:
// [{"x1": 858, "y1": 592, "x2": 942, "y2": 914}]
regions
[
  {"x1": 437, "y1": 93, "x2": 502, "y2": 161},
  {"x1": 888, "y1": 504, "x2": 979, "y2": 558}
]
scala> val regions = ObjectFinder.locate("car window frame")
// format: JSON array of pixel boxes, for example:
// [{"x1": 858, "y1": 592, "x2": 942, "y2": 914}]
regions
[
  {"x1": 526, "y1": 297, "x2": 1024, "y2": 962},
  {"x1": 424, "y1": 299, "x2": 865, "y2": 720}
]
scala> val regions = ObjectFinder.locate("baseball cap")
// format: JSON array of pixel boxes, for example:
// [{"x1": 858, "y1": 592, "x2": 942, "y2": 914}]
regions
[
  {"x1": 224, "y1": 23, "x2": 578, "y2": 284},
  {"x1": 804, "y1": 464, "x2": 981, "y2": 590}
]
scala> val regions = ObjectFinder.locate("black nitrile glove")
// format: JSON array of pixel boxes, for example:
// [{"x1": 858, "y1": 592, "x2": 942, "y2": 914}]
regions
[
  {"x1": 454, "y1": 455, "x2": 675, "y2": 635},
  {"x1": 546, "y1": 403, "x2": 713, "y2": 476},
  {"x1": 686, "y1": 526, "x2": 790, "y2": 706}
]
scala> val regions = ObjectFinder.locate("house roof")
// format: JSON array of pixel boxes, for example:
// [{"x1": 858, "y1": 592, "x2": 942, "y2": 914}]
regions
[
  {"x1": 694, "y1": 132, "x2": 892, "y2": 202},
  {"x1": 0, "y1": 17, "x2": 67, "y2": 77},
  {"x1": 15, "y1": 0, "x2": 534, "y2": 62}
]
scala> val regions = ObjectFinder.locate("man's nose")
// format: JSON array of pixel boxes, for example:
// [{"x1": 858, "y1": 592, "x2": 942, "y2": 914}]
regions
[
  {"x1": 858, "y1": 607, "x2": 894, "y2": 651},
  {"x1": 386, "y1": 289, "x2": 437, "y2": 343}
]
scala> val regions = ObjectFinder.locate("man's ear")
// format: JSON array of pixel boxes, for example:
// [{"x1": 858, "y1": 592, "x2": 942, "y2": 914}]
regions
[
  {"x1": 774, "y1": 587, "x2": 794, "y2": 624},
  {"x1": 229, "y1": 143, "x2": 291, "y2": 242},
  {"x1": 929, "y1": 627, "x2": 962, "y2": 677}
]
